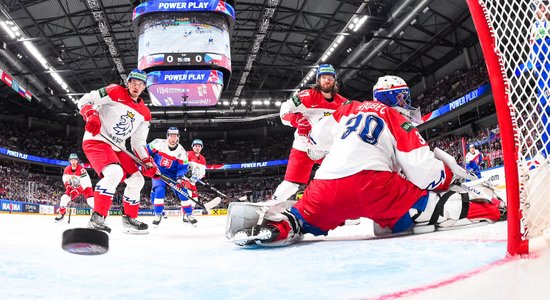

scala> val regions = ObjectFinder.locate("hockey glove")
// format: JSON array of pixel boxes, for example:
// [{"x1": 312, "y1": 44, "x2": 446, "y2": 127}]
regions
[
  {"x1": 289, "y1": 113, "x2": 312, "y2": 136},
  {"x1": 80, "y1": 104, "x2": 101, "y2": 136},
  {"x1": 176, "y1": 177, "x2": 187, "y2": 190},
  {"x1": 185, "y1": 167, "x2": 198, "y2": 184},
  {"x1": 140, "y1": 157, "x2": 159, "y2": 178},
  {"x1": 69, "y1": 185, "x2": 84, "y2": 200}
]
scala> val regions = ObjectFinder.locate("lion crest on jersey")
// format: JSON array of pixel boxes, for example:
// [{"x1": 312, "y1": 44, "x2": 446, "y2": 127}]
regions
[{"x1": 113, "y1": 111, "x2": 135, "y2": 136}]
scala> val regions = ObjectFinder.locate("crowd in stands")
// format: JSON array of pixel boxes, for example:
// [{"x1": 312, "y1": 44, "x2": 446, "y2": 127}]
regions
[
  {"x1": 0, "y1": 121, "x2": 84, "y2": 162},
  {"x1": 413, "y1": 62, "x2": 489, "y2": 115}
]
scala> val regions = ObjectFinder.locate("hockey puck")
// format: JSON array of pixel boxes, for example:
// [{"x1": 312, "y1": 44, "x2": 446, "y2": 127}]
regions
[{"x1": 62, "y1": 228, "x2": 109, "y2": 255}]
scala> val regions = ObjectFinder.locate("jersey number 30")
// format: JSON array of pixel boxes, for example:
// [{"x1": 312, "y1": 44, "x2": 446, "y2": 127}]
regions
[{"x1": 341, "y1": 114, "x2": 384, "y2": 144}]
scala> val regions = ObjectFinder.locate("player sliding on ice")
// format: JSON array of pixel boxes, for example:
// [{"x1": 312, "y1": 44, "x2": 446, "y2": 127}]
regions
[
  {"x1": 147, "y1": 127, "x2": 201, "y2": 227},
  {"x1": 227, "y1": 75, "x2": 506, "y2": 247},
  {"x1": 78, "y1": 69, "x2": 158, "y2": 234},
  {"x1": 55, "y1": 153, "x2": 94, "y2": 222}
]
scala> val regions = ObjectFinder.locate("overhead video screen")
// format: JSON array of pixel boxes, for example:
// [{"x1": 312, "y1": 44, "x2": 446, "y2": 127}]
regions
[{"x1": 137, "y1": 13, "x2": 231, "y2": 71}]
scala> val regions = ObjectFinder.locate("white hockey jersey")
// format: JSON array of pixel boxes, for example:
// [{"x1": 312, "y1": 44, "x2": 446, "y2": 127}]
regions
[
  {"x1": 62, "y1": 164, "x2": 92, "y2": 189},
  {"x1": 77, "y1": 84, "x2": 151, "y2": 160},
  {"x1": 308, "y1": 100, "x2": 452, "y2": 191},
  {"x1": 465, "y1": 149, "x2": 482, "y2": 164},
  {"x1": 147, "y1": 138, "x2": 188, "y2": 178},
  {"x1": 280, "y1": 89, "x2": 347, "y2": 151}
]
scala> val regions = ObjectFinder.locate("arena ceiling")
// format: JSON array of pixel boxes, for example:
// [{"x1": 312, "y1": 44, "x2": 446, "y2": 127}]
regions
[{"x1": 0, "y1": 0, "x2": 479, "y2": 130}]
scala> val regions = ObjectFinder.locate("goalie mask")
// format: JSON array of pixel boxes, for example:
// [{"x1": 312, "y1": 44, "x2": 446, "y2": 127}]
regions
[{"x1": 373, "y1": 75, "x2": 422, "y2": 125}]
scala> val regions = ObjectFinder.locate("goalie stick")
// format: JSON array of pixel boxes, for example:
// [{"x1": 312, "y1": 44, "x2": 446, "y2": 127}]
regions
[{"x1": 98, "y1": 133, "x2": 221, "y2": 213}]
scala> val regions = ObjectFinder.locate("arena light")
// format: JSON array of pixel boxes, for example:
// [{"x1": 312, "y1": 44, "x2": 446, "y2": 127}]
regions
[
  {"x1": 263, "y1": 100, "x2": 270, "y2": 105},
  {"x1": 295, "y1": 2, "x2": 369, "y2": 90},
  {"x1": 0, "y1": 11, "x2": 76, "y2": 104},
  {"x1": 275, "y1": 101, "x2": 282, "y2": 106},
  {"x1": 0, "y1": 21, "x2": 15, "y2": 39},
  {"x1": 240, "y1": 100, "x2": 247, "y2": 106},
  {"x1": 353, "y1": 16, "x2": 368, "y2": 32}
]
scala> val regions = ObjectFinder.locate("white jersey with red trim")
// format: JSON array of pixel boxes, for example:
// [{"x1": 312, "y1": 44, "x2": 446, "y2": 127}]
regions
[
  {"x1": 308, "y1": 100, "x2": 452, "y2": 191},
  {"x1": 147, "y1": 138, "x2": 188, "y2": 178},
  {"x1": 62, "y1": 164, "x2": 92, "y2": 189},
  {"x1": 187, "y1": 150, "x2": 206, "y2": 179},
  {"x1": 77, "y1": 84, "x2": 151, "y2": 160},
  {"x1": 280, "y1": 89, "x2": 347, "y2": 151}
]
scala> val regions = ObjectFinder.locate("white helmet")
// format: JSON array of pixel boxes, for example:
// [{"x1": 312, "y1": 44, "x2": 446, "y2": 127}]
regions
[
  {"x1": 373, "y1": 75, "x2": 421, "y2": 124},
  {"x1": 373, "y1": 76, "x2": 412, "y2": 108}
]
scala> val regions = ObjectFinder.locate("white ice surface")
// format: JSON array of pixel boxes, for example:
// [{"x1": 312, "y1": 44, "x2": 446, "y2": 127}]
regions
[{"x1": 0, "y1": 214, "x2": 549, "y2": 300}]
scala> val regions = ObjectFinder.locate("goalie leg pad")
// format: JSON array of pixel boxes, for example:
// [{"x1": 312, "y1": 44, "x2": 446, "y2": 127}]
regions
[
  {"x1": 413, "y1": 190, "x2": 502, "y2": 230},
  {"x1": 225, "y1": 202, "x2": 270, "y2": 239},
  {"x1": 225, "y1": 201, "x2": 297, "y2": 239}
]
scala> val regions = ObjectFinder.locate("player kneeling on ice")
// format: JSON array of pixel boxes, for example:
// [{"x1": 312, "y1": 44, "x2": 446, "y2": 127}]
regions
[
  {"x1": 55, "y1": 153, "x2": 94, "y2": 222},
  {"x1": 78, "y1": 69, "x2": 158, "y2": 234},
  {"x1": 147, "y1": 127, "x2": 198, "y2": 227},
  {"x1": 226, "y1": 75, "x2": 506, "y2": 247}
]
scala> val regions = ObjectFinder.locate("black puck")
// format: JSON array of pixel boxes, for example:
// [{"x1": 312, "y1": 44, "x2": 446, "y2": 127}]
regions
[{"x1": 62, "y1": 228, "x2": 109, "y2": 255}]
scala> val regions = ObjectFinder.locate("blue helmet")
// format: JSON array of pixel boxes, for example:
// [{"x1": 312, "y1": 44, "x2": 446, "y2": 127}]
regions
[
  {"x1": 191, "y1": 139, "x2": 203, "y2": 147},
  {"x1": 127, "y1": 69, "x2": 147, "y2": 84},
  {"x1": 68, "y1": 153, "x2": 79, "y2": 160},
  {"x1": 317, "y1": 64, "x2": 337, "y2": 80},
  {"x1": 166, "y1": 127, "x2": 180, "y2": 137},
  {"x1": 373, "y1": 75, "x2": 412, "y2": 109}
]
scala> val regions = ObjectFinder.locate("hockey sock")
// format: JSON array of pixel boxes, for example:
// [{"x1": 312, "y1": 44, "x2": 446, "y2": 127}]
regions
[
  {"x1": 466, "y1": 198, "x2": 501, "y2": 221},
  {"x1": 123, "y1": 201, "x2": 139, "y2": 218},
  {"x1": 59, "y1": 207, "x2": 67, "y2": 215},
  {"x1": 181, "y1": 204, "x2": 193, "y2": 215},
  {"x1": 93, "y1": 191, "x2": 113, "y2": 217},
  {"x1": 154, "y1": 204, "x2": 164, "y2": 215}
]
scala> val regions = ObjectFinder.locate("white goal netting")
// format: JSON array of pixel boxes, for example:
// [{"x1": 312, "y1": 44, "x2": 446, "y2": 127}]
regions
[{"x1": 474, "y1": 0, "x2": 550, "y2": 239}]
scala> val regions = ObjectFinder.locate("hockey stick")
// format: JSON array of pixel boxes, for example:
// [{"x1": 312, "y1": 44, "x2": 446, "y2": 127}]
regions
[
  {"x1": 185, "y1": 175, "x2": 247, "y2": 201},
  {"x1": 98, "y1": 133, "x2": 220, "y2": 213},
  {"x1": 159, "y1": 174, "x2": 221, "y2": 213},
  {"x1": 67, "y1": 200, "x2": 72, "y2": 224}
]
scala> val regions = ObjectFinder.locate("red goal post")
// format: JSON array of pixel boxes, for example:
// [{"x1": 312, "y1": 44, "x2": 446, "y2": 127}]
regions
[{"x1": 467, "y1": 0, "x2": 550, "y2": 255}]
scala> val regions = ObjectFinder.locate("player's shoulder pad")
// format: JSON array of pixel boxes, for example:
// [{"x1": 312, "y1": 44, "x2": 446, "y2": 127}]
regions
[
  {"x1": 174, "y1": 146, "x2": 187, "y2": 161},
  {"x1": 149, "y1": 138, "x2": 164, "y2": 150}
]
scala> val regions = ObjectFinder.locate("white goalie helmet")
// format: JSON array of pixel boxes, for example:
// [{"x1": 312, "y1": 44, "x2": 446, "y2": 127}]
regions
[{"x1": 373, "y1": 75, "x2": 422, "y2": 125}]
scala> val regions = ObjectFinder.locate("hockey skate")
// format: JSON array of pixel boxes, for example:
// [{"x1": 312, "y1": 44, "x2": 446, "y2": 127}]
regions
[
  {"x1": 152, "y1": 214, "x2": 162, "y2": 226},
  {"x1": 88, "y1": 212, "x2": 111, "y2": 233},
  {"x1": 232, "y1": 225, "x2": 280, "y2": 246},
  {"x1": 122, "y1": 215, "x2": 149, "y2": 234},
  {"x1": 54, "y1": 214, "x2": 65, "y2": 223},
  {"x1": 182, "y1": 214, "x2": 198, "y2": 227}
]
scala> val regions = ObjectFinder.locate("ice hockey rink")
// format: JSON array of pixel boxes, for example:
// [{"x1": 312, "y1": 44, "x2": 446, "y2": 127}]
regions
[{"x1": 1, "y1": 212, "x2": 550, "y2": 300}]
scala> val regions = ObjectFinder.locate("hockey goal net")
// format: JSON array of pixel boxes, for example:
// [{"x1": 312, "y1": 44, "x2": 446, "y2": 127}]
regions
[{"x1": 467, "y1": 0, "x2": 550, "y2": 255}]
